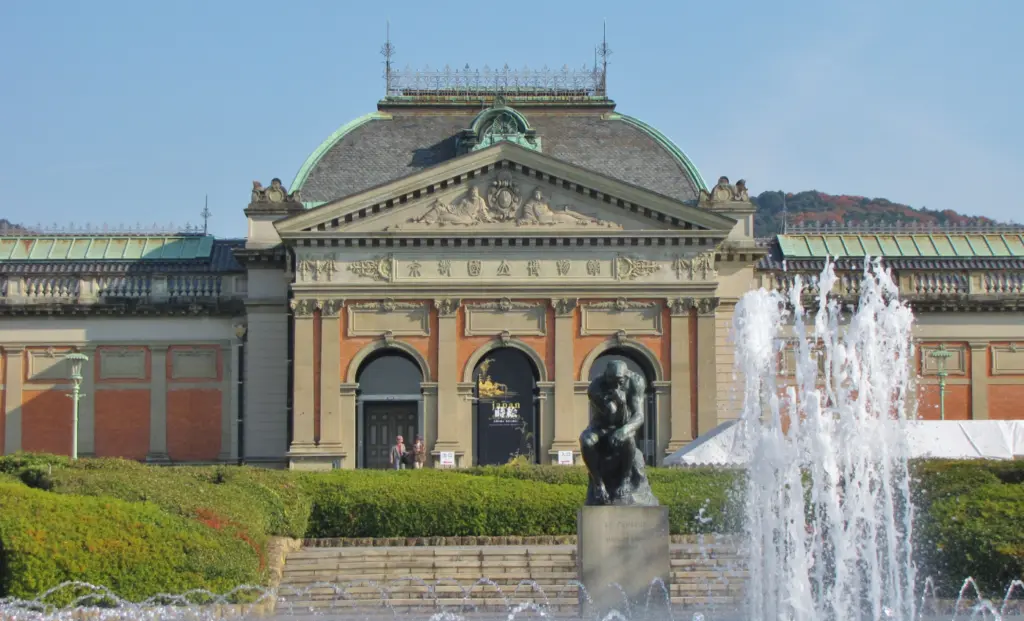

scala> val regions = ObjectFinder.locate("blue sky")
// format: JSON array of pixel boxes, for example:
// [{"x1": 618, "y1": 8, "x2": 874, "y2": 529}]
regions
[{"x1": 0, "y1": 0, "x2": 1018, "y2": 238}]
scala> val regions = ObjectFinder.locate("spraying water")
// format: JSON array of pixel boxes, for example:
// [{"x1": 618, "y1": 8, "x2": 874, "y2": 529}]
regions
[{"x1": 733, "y1": 257, "x2": 917, "y2": 621}]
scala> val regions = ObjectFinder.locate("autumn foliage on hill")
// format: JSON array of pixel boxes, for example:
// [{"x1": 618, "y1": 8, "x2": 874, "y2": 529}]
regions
[{"x1": 752, "y1": 191, "x2": 1001, "y2": 237}]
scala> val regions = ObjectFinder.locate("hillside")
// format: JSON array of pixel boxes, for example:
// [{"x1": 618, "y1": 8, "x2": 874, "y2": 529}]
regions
[
  {"x1": 752, "y1": 191, "x2": 1002, "y2": 237},
  {"x1": 2, "y1": 192, "x2": 1002, "y2": 239}
]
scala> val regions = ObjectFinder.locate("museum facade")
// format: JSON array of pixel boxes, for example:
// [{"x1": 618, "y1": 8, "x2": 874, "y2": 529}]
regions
[{"x1": 2, "y1": 68, "x2": 1023, "y2": 468}]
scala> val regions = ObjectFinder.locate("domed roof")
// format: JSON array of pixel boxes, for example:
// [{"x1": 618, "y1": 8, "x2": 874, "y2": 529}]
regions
[{"x1": 291, "y1": 103, "x2": 707, "y2": 207}]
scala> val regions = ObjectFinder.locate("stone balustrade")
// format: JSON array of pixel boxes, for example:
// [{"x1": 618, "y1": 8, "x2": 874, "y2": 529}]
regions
[
  {"x1": 760, "y1": 271, "x2": 1024, "y2": 300},
  {"x1": 0, "y1": 274, "x2": 246, "y2": 304}
]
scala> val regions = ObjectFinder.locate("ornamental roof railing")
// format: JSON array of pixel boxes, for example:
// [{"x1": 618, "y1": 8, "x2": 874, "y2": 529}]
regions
[
  {"x1": 0, "y1": 222, "x2": 205, "y2": 237},
  {"x1": 384, "y1": 64, "x2": 607, "y2": 100},
  {"x1": 785, "y1": 221, "x2": 1024, "y2": 234}
]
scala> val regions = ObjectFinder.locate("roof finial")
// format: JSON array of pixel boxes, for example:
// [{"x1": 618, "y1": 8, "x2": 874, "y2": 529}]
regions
[
  {"x1": 381, "y1": 20, "x2": 395, "y2": 96},
  {"x1": 200, "y1": 194, "x2": 212, "y2": 235},
  {"x1": 781, "y1": 191, "x2": 788, "y2": 234},
  {"x1": 596, "y1": 19, "x2": 611, "y2": 95}
]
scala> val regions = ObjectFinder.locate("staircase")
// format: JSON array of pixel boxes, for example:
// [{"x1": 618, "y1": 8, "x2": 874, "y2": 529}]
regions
[{"x1": 276, "y1": 541, "x2": 747, "y2": 613}]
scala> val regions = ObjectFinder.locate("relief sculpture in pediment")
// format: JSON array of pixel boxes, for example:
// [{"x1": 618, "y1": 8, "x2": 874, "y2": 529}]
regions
[{"x1": 390, "y1": 175, "x2": 622, "y2": 230}]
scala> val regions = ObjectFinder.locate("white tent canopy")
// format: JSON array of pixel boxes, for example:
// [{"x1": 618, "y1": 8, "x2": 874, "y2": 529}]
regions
[{"x1": 665, "y1": 420, "x2": 1024, "y2": 467}]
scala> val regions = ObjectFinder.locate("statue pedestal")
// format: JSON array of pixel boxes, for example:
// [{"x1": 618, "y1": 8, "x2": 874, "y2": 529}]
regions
[{"x1": 577, "y1": 505, "x2": 671, "y2": 616}]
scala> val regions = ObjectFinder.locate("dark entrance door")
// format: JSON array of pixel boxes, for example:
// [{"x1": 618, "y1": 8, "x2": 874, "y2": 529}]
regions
[
  {"x1": 473, "y1": 347, "x2": 538, "y2": 465},
  {"x1": 363, "y1": 402, "x2": 418, "y2": 469}
]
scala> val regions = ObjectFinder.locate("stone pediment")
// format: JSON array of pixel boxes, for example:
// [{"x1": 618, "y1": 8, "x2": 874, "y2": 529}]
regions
[{"x1": 275, "y1": 142, "x2": 737, "y2": 237}]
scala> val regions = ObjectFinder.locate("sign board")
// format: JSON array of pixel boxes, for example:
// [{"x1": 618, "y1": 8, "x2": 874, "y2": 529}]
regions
[
  {"x1": 474, "y1": 348, "x2": 538, "y2": 465},
  {"x1": 439, "y1": 451, "x2": 456, "y2": 468},
  {"x1": 558, "y1": 450, "x2": 575, "y2": 466}
]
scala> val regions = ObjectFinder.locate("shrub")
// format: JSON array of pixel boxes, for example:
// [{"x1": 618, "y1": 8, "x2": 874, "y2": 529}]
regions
[{"x1": 0, "y1": 481, "x2": 260, "y2": 603}]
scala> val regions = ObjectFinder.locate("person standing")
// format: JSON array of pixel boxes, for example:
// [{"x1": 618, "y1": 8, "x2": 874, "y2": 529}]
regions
[
  {"x1": 389, "y1": 435, "x2": 406, "y2": 470},
  {"x1": 413, "y1": 435, "x2": 426, "y2": 469}
]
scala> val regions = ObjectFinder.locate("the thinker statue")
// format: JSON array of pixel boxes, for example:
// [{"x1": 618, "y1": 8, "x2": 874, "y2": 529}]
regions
[{"x1": 580, "y1": 360, "x2": 659, "y2": 506}]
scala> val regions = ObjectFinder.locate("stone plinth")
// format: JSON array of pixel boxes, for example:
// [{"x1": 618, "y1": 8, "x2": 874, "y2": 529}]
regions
[{"x1": 577, "y1": 505, "x2": 670, "y2": 616}]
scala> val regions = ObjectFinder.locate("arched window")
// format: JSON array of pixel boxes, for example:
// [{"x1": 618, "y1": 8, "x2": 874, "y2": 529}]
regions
[
  {"x1": 588, "y1": 349, "x2": 657, "y2": 466},
  {"x1": 356, "y1": 351, "x2": 423, "y2": 469},
  {"x1": 473, "y1": 347, "x2": 540, "y2": 465}
]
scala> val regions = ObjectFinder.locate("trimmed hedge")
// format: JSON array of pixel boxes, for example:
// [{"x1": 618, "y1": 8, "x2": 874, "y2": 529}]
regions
[
  {"x1": 0, "y1": 481, "x2": 260, "y2": 604},
  {"x1": 0, "y1": 454, "x2": 1020, "y2": 600}
]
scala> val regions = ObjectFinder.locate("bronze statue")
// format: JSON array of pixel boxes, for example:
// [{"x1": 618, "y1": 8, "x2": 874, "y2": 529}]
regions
[{"x1": 580, "y1": 360, "x2": 659, "y2": 506}]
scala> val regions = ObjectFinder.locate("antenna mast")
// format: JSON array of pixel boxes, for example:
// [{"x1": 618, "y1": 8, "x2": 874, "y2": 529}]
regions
[
  {"x1": 200, "y1": 195, "x2": 212, "y2": 235},
  {"x1": 381, "y1": 20, "x2": 395, "y2": 96},
  {"x1": 596, "y1": 20, "x2": 611, "y2": 95}
]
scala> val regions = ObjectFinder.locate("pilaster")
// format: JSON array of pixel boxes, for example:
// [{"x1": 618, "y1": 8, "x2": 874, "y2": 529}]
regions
[
  {"x1": 3, "y1": 348, "x2": 24, "y2": 454},
  {"x1": 318, "y1": 299, "x2": 346, "y2": 457},
  {"x1": 432, "y1": 299, "x2": 465, "y2": 460},
  {"x1": 549, "y1": 298, "x2": 579, "y2": 458},
  {"x1": 289, "y1": 299, "x2": 317, "y2": 453},
  {"x1": 666, "y1": 298, "x2": 695, "y2": 453},
  {"x1": 696, "y1": 297, "x2": 719, "y2": 436},
  {"x1": 968, "y1": 341, "x2": 989, "y2": 420},
  {"x1": 536, "y1": 380, "x2": 556, "y2": 463},
  {"x1": 420, "y1": 382, "x2": 438, "y2": 467},
  {"x1": 338, "y1": 383, "x2": 359, "y2": 468},
  {"x1": 147, "y1": 345, "x2": 170, "y2": 462},
  {"x1": 218, "y1": 343, "x2": 234, "y2": 461},
  {"x1": 78, "y1": 346, "x2": 97, "y2": 457}
]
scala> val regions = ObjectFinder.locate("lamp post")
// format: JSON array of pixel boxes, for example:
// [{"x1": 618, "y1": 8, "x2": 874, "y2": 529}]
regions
[
  {"x1": 65, "y1": 352, "x2": 90, "y2": 460},
  {"x1": 929, "y1": 344, "x2": 953, "y2": 421}
]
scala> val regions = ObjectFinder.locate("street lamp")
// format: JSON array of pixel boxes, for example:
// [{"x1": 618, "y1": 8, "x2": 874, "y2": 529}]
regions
[
  {"x1": 929, "y1": 344, "x2": 953, "y2": 421},
  {"x1": 65, "y1": 352, "x2": 90, "y2": 460}
]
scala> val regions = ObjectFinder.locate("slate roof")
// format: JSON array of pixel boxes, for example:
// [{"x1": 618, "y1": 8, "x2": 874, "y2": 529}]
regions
[
  {"x1": 297, "y1": 112, "x2": 703, "y2": 204},
  {"x1": 0, "y1": 238, "x2": 245, "y2": 274}
]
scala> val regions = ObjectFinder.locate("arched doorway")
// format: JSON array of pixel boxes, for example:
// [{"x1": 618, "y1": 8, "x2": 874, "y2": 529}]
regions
[
  {"x1": 356, "y1": 350, "x2": 423, "y2": 469},
  {"x1": 588, "y1": 349, "x2": 657, "y2": 466},
  {"x1": 473, "y1": 347, "x2": 540, "y2": 465}
]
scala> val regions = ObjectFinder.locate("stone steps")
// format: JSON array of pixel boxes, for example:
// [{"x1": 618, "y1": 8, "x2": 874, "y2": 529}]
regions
[{"x1": 277, "y1": 544, "x2": 747, "y2": 611}]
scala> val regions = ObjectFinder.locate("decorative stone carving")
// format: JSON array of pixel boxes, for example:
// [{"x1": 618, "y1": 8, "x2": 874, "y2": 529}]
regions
[
  {"x1": 552, "y1": 298, "x2": 578, "y2": 317},
  {"x1": 347, "y1": 255, "x2": 392, "y2": 282},
  {"x1": 434, "y1": 298, "x2": 461, "y2": 317},
  {"x1": 317, "y1": 299, "x2": 344, "y2": 317},
  {"x1": 588, "y1": 298, "x2": 657, "y2": 312},
  {"x1": 349, "y1": 299, "x2": 423, "y2": 312},
  {"x1": 251, "y1": 178, "x2": 301, "y2": 204},
  {"x1": 290, "y1": 299, "x2": 318, "y2": 317},
  {"x1": 698, "y1": 176, "x2": 751, "y2": 206},
  {"x1": 586, "y1": 259, "x2": 601, "y2": 276},
  {"x1": 669, "y1": 297, "x2": 697, "y2": 316},
  {"x1": 496, "y1": 260, "x2": 511, "y2": 276},
  {"x1": 499, "y1": 330, "x2": 512, "y2": 346},
  {"x1": 382, "y1": 330, "x2": 395, "y2": 345},
  {"x1": 407, "y1": 261, "x2": 422, "y2": 278},
  {"x1": 487, "y1": 174, "x2": 522, "y2": 220},
  {"x1": 517, "y1": 187, "x2": 619, "y2": 228},
  {"x1": 465, "y1": 299, "x2": 545, "y2": 335},
  {"x1": 672, "y1": 250, "x2": 717, "y2": 281},
  {"x1": 556, "y1": 259, "x2": 571, "y2": 276},
  {"x1": 616, "y1": 255, "x2": 661, "y2": 281},
  {"x1": 407, "y1": 186, "x2": 492, "y2": 226},
  {"x1": 696, "y1": 297, "x2": 720, "y2": 316},
  {"x1": 467, "y1": 260, "x2": 482, "y2": 277},
  {"x1": 615, "y1": 329, "x2": 629, "y2": 346},
  {"x1": 298, "y1": 256, "x2": 336, "y2": 282},
  {"x1": 472, "y1": 297, "x2": 536, "y2": 312},
  {"x1": 438, "y1": 259, "x2": 452, "y2": 277},
  {"x1": 527, "y1": 260, "x2": 540, "y2": 277}
]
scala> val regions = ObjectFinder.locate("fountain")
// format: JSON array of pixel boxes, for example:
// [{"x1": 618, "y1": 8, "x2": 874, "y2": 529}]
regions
[{"x1": 2, "y1": 258, "x2": 1023, "y2": 621}]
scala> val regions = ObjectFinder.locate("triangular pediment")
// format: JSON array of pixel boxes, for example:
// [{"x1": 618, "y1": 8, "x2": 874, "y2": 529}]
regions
[{"x1": 275, "y1": 142, "x2": 736, "y2": 237}]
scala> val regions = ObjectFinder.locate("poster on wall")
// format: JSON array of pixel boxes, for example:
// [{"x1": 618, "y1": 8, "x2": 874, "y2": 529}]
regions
[{"x1": 474, "y1": 348, "x2": 537, "y2": 465}]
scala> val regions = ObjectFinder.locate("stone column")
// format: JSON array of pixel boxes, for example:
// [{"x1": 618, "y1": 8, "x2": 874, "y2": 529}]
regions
[
  {"x1": 318, "y1": 299, "x2": 346, "y2": 457},
  {"x1": 147, "y1": 345, "x2": 170, "y2": 462},
  {"x1": 3, "y1": 347, "x2": 24, "y2": 454},
  {"x1": 78, "y1": 346, "x2": 97, "y2": 457},
  {"x1": 420, "y1": 382, "x2": 438, "y2": 467},
  {"x1": 549, "y1": 298, "x2": 579, "y2": 459},
  {"x1": 338, "y1": 382, "x2": 359, "y2": 468},
  {"x1": 653, "y1": 380, "x2": 671, "y2": 465},
  {"x1": 666, "y1": 298, "x2": 695, "y2": 453},
  {"x1": 289, "y1": 299, "x2": 317, "y2": 453},
  {"x1": 536, "y1": 381, "x2": 556, "y2": 463},
  {"x1": 696, "y1": 297, "x2": 719, "y2": 436},
  {"x1": 218, "y1": 343, "x2": 234, "y2": 461},
  {"x1": 969, "y1": 341, "x2": 989, "y2": 420},
  {"x1": 432, "y1": 299, "x2": 464, "y2": 461}
]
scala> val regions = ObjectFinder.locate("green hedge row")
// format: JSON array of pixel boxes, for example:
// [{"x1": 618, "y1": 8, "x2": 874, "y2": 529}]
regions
[{"x1": 0, "y1": 454, "x2": 1020, "y2": 601}]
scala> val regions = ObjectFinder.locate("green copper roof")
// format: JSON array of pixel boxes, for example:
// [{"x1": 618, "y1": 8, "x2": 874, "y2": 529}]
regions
[
  {"x1": 0, "y1": 235, "x2": 215, "y2": 261},
  {"x1": 291, "y1": 111, "x2": 392, "y2": 194},
  {"x1": 608, "y1": 113, "x2": 709, "y2": 193},
  {"x1": 777, "y1": 233, "x2": 1024, "y2": 258}
]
